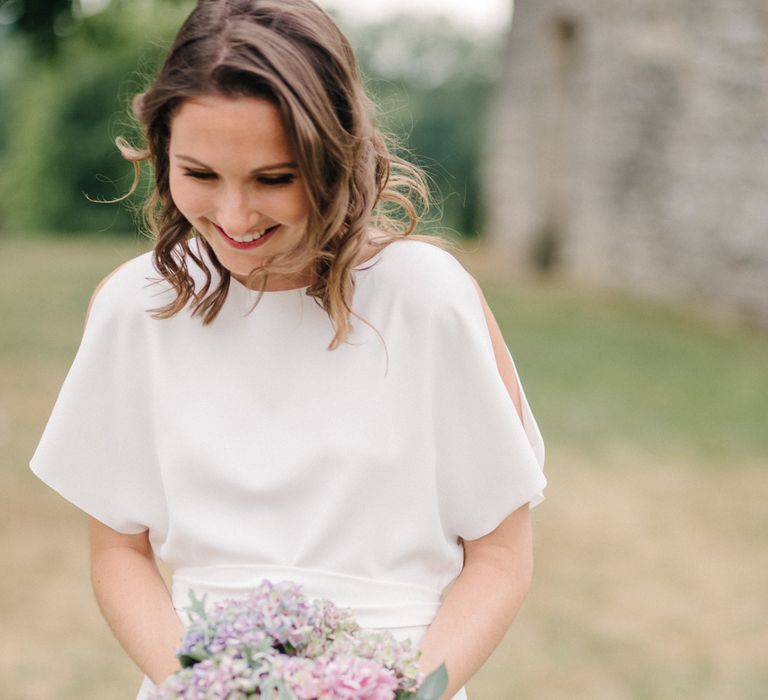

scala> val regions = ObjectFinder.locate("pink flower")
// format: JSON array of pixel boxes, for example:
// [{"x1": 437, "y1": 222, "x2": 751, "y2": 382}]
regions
[
  {"x1": 156, "y1": 579, "x2": 428, "y2": 699},
  {"x1": 275, "y1": 655, "x2": 398, "y2": 700}
]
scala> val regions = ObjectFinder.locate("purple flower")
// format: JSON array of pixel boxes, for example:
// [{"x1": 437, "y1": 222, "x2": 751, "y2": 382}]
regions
[
  {"x1": 150, "y1": 652, "x2": 264, "y2": 699},
  {"x1": 156, "y1": 579, "x2": 432, "y2": 700},
  {"x1": 322, "y1": 632, "x2": 422, "y2": 691}
]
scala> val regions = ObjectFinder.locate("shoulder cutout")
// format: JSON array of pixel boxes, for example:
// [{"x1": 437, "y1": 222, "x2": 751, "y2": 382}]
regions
[{"x1": 469, "y1": 276, "x2": 524, "y2": 423}]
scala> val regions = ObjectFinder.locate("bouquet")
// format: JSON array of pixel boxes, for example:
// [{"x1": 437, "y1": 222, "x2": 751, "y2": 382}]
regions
[{"x1": 150, "y1": 579, "x2": 448, "y2": 700}]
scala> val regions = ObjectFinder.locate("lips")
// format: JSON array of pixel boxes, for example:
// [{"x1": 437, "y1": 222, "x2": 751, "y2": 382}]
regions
[{"x1": 214, "y1": 223, "x2": 280, "y2": 250}]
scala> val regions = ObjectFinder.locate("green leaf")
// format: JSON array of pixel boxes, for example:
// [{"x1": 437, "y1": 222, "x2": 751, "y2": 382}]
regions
[
  {"x1": 178, "y1": 652, "x2": 207, "y2": 669},
  {"x1": 415, "y1": 663, "x2": 448, "y2": 700},
  {"x1": 185, "y1": 589, "x2": 209, "y2": 622}
]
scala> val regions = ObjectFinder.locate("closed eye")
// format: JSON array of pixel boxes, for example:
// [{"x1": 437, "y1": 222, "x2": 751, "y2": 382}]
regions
[
  {"x1": 181, "y1": 170, "x2": 295, "y2": 186},
  {"x1": 257, "y1": 174, "x2": 296, "y2": 186},
  {"x1": 183, "y1": 169, "x2": 217, "y2": 181}
]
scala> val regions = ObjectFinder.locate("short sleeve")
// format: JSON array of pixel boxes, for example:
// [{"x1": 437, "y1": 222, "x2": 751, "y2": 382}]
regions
[
  {"x1": 29, "y1": 268, "x2": 166, "y2": 535},
  {"x1": 431, "y1": 260, "x2": 547, "y2": 542}
]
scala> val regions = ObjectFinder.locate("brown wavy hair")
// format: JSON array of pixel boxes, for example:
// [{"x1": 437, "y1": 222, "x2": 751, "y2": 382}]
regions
[{"x1": 118, "y1": 0, "x2": 444, "y2": 349}]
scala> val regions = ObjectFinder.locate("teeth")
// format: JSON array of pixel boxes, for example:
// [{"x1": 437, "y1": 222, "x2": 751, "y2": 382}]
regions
[{"x1": 227, "y1": 226, "x2": 273, "y2": 243}]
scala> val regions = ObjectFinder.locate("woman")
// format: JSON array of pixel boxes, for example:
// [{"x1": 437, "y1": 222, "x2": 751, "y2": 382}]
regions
[{"x1": 30, "y1": 1, "x2": 546, "y2": 698}]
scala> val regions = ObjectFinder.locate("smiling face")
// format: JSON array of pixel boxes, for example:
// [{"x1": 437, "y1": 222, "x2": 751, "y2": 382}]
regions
[{"x1": 168, "y1": 95, "x2": 312, "y2": 289}]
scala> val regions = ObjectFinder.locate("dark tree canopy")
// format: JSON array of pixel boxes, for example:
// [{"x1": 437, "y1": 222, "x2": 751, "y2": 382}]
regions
[
  {"x1": 0, "y1": 2, "x2": 498, "y2": 237},
  {"x1": 6, "y1": 0, "x2": 187, "y2": 55},
  {"x1": 8, "y1": 0, "x2": 74, "y2": 54}
]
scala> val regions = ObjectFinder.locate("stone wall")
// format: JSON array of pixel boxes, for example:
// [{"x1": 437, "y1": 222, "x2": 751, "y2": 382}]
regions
[{"x1": 485, "y1": 0, "x2": 768, "y2": 324}]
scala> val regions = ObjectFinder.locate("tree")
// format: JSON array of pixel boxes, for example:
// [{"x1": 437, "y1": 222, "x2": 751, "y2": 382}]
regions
[
  {"x1": 347, "y1": 14, "x2": 502, "y2": 237},
  {"x1": 0, "y1": 1, "x2": 191, "y2": 233},
  {"x1": 0, "y1": 4, "x2": 503, "y2": 237},
  {"x1": 3, "y1": 0, "x2": 72, "y2": 55},
  {"x1": 2, "y1": 0, "x2": 188, "y2": 56}
]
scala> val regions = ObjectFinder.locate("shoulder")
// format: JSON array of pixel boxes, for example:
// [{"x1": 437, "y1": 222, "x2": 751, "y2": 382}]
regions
[
  {"x1": 355, "y1": 237, "x2": 497, "y2": 347},
  {"x1": 368, "y1": 238, "x2": 476, "y2": 302},
  {"x1": 85, "y1": 250, "x2": 172, "y2": 329}
]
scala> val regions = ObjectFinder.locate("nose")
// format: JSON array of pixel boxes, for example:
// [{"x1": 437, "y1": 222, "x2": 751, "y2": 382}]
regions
[{"x1": 216, "y1": 186, "x2": 260, "y2": 237}]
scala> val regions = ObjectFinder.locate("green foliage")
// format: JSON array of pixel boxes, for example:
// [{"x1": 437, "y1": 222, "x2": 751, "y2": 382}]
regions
[
  {"x1": 0, "y1": 4, "x2": 498, "y2": 237},
  {"x1": 3, "y1": 0, "x2": 190, "y2": 56},
  {"x1": 0, "y1": 1, "x2": 190, "y2": 234},
  {"x1": 6, "y1": 0, "x2": 72, "y2": 56},
  {"x1": 374, "y1": 78, "x2": 494, "y2": 236},
  {"x1": 0, "y1": 37, "x2": 25, "y2": 157},
  {"x1": 413, "y1": 663, "x2": 448, "y2": 699},
  {"x1": 349, "y1": 15, "x2": 501, "y2": 237}
]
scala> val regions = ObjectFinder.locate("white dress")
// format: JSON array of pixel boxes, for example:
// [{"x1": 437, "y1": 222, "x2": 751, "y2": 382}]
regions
[{"x1": 30, "y1": 238, "x2": 547, "y2": 699}]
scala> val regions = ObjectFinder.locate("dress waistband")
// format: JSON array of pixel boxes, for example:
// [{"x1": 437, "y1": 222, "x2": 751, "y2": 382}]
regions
[{"x1": 171, "y1": 564, "x2": 443, "y2": 630}]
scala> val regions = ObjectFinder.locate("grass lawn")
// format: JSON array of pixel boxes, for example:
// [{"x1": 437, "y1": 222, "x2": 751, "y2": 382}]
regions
[{"x1": 1, "y1": 234, "x2": 766, "y2": 699}]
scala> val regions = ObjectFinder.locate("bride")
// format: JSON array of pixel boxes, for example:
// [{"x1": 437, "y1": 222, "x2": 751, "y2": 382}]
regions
[{"x1": 30, "y1": 1, "x2": 546, "y2": 698}]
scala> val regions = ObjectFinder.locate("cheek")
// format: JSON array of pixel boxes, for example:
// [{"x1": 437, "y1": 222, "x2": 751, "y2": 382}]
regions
[
  {"x1": 169, "y1": 174, "x2": 202, "y2": 217},
  {"x1": 283, "y1": 189, "x2": 311, "y2": 225}
]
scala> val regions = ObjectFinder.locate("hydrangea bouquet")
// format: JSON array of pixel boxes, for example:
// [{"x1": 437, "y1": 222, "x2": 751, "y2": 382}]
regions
[{"x1": 150, "y1": 579, "x2": 448, "y2": 700}]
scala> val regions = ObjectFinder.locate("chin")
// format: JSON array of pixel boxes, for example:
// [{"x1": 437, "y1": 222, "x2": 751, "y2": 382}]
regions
[
  {"x1": 221, "y1": 254, "x2": 263, "y2": 279},
  {"x1": 201, "y1": 240, "x2": 258, "y2": 276}
]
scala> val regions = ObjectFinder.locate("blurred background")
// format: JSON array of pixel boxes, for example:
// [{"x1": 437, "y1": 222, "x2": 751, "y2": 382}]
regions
[{"x1": 1, "y1": 0, "x2": 767, "y2": 698}]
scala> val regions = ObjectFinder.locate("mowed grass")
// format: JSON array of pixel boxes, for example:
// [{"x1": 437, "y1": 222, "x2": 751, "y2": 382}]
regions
[
  {"x1": 473, "y1": 274, "x2": 768, "y2": 464},
  {"x1": 1, "y1": 234, "x2": 767, "y2": 699}
]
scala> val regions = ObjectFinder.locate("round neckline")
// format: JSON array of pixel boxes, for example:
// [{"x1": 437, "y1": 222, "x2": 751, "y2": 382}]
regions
[
  {"x1": 228, "y1": 241, "x2": 391, "y2": 296},
  {"x1": 228, "y1": 272, "x2": 310, "y2": 296}
]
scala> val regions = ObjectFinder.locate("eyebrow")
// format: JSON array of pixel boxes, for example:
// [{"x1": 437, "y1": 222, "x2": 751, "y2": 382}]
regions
[{"x1": 174, "y1": 154, "x2": 298, "y2": 174}]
